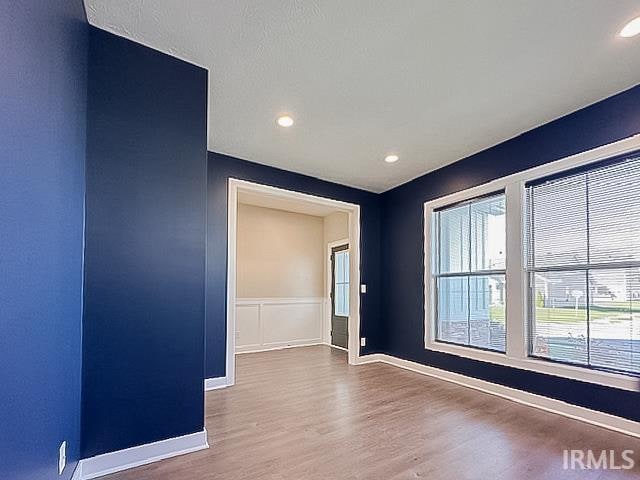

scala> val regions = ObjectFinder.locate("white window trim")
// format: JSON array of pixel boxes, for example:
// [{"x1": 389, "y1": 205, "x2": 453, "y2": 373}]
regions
[{"x1": 424, "y1": 133, "x2": 640, "y2": 392}]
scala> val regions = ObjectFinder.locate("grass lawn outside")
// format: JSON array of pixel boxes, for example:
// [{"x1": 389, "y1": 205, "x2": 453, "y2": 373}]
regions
[{"x1": 490, "y1": 302, "x2": 640, "y2": 324}]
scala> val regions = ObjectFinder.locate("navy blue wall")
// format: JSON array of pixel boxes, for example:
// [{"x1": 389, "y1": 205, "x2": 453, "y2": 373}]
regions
[
  {"x1": 206, "y1": 153, "x2": 383, "y2": 378},
  {"x1": 82, "y1": 28, "x2": 208, "y2": 457},
  {"x1": 0, "y1": 2, "x2": 88, "y2": 479},
  {"x1": 381, "y1": 83, "x2": 640, "y2": 420}
]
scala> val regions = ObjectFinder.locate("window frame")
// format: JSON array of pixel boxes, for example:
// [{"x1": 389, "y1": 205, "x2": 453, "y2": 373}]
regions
[
  {"x1": 431, "y1": 190, "x2": 508, "y2": 353},
  {"x1": 423, "y1": 134, "x2": 640, "y2": 392}
]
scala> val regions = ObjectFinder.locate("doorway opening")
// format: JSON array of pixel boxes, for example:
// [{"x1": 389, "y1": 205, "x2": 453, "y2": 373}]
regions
[{"x1": 224, "y1": 178, "x2": 362, "y2": 386}]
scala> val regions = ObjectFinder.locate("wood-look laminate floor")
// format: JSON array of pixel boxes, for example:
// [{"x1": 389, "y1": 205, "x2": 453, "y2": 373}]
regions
[{"x1": 105, "y1": 346, "x2": 640, "y2": 479}]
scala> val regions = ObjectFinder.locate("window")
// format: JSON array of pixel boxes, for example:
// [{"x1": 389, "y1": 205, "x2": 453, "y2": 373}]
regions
[
  {"x1": 526, "y1": 155, "x2": 640, "y2": 375},
  {"x1": 433, "y1": 193, "x2": 506, "y2": 352},
  {"x1": 424, "y1": 136, "x2": 640, "y2": 391},
  {"x1": 334, "y1": 250, "x2": 349, "y2": 316}
]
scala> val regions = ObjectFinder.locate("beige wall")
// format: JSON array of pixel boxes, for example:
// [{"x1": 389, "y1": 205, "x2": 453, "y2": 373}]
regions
[
  {"x1": 236, "y1": 203, "x2": 324, "y2": 298},
  {"x1": 323, "y1": 211, "x2": 349, "y2": 244}
]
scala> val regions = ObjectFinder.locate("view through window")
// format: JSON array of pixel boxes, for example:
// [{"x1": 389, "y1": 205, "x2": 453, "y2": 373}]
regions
[
  {"x1": 433, "y1": 193, "x2": 506, "y2": 352},
  {"x1": 526, "y1": 156, "x2": 640, "y2": 374}
]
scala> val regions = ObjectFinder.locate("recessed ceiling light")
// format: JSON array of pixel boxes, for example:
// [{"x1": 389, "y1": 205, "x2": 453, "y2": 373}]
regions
[
  {"x1": 620, "y1": 16, "x2": 640, "y2": 38},
  {"x1": 384, "y1": 154, "x2": 399, "y2": 163},
  {"x1": 276, "y1": 115, "x2": 294, "y2": 127}
]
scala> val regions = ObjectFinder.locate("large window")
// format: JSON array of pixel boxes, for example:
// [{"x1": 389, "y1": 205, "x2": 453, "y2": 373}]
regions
[
  {"x1": 526, "y1": 156, "x2": 640, "y2": 375},
  {"x1": 433, "y1": 193, "x2": 506, "y2": 352},
  {"x1": 424, "y1": 138, "x2": 640, "y2": 391}
]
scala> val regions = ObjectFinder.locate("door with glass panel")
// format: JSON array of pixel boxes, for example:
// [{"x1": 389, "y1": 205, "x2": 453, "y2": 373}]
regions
[{"x1": 331, "y1": 244, "x2": 349, "y2": 349}]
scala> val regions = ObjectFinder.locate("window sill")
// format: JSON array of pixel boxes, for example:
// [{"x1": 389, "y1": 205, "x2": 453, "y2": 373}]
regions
[{"x1": 425, "y1": 340, "x2": 640, "y2": 392}]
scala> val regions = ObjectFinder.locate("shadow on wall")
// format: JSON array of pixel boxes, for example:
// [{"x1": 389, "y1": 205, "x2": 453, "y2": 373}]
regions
[
  {"x1": 0, "y1": 2, "x2": 88, "y2": 480},
  {"x1": 81, "y1": 27, "x2": 208, "y2": 458}
]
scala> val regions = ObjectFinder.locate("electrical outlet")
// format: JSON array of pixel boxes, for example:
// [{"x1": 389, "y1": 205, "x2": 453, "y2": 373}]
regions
[
  {"x1": 360, "y1": 337, "x2": 366, "y2": 347},
  {"x1": 360, "y1": 284, "x2": 367, "y2": 293},
  {"x1": 58, "y1": 441, "x2": 66, "y2": 475}
]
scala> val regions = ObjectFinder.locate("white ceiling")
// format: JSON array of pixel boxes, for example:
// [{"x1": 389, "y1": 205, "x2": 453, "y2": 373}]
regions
[
  {"x1": 238, "y1": 189, "x2": 340, "y2": 217},
  {"x1": 85, "y1": 1, "x2": 640, "y2": 193}
]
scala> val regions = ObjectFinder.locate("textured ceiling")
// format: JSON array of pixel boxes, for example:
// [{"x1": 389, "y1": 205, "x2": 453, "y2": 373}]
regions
[{"x1": 85, "y1": 1, "x2": 640, "y2": 192}]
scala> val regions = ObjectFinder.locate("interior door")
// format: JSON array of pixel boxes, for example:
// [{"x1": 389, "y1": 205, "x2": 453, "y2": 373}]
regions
[{"x1": 331, "y1": 244, "x2": 349, "y2": 349}]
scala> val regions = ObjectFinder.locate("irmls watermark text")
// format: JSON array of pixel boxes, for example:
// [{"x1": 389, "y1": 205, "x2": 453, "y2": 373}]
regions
[{"x1": 563, "y1": 449, "x2": 635, "y2": 470}]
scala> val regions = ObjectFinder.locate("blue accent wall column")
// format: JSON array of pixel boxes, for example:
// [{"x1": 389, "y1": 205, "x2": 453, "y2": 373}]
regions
[
  {"x1": 381, "y1": 84, "x2": 640, "y2": 421},
  {"x1": 206, "y1": 153, "x2": 383, "y2": 378},
  {"x1": 0, "y1": 2, "x2": 88, "y2": 479},
  {"x1": 82, "y1": 28, "x2": 208, "y2": 457}
]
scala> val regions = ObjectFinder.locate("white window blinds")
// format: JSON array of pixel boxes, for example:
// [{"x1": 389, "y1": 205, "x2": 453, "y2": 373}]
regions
[
  {"x1": 525, "y1": 155, "x2": 640, "y2": 375},
  {"x1": 433, "y1": 192, "x2": 506, "y2": 352}
]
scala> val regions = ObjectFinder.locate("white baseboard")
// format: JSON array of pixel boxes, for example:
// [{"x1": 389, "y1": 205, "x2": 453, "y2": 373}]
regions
[
  {"x1": 204, "y1": 376, "x2": 232, "y2": 391},
  {"x1": 324, "y1": 342, "x2": 348, "y2": 352},
  {"x1": 235, "y1": 341, "x2": 324, "y2": 355},
  {"x1": 356, "y1": 353, "x2": 640, "y2": 439},
  {"x1": 77, "y1": 429, "x2": 208, "y2": 479},
  {"x1": 70, "y1": 461, "x2": 83, "y2": 480},
  {"x1": 235, "y1": 342, "x2": 348, "y2": 356},
  {"x1": 355, "y1": 353, "x2": 385, "y2": 364}
]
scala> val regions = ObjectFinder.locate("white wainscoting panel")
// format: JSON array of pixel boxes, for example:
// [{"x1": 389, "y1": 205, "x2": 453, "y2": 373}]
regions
[
  {"x1": 236, "y1": 304, "x2": 261, "y2": 351},
  {"x1": 236, "y1": 298, "x2": 323, "y2": 353},
  {"x1": 322, "y1": 298, "x2": 331, "y2": 344}
]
